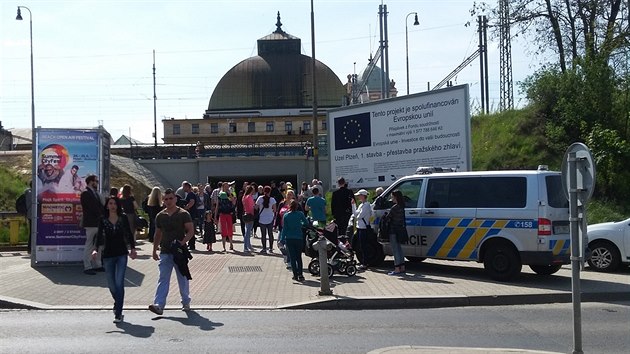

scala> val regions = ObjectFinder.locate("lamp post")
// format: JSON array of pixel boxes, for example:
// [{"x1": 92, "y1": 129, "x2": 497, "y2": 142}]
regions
[
  {"x1": 405, "y1": 12, "x2": 419, "y2": 95},
  {"x1": 16, "y1": 6, "x2": 36, "y2": 257}
]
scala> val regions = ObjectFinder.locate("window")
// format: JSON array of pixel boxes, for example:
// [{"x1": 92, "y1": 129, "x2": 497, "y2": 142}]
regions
[
  {"x1": 376, "y1": 179, "x2": 423, "y2": 210},
  {"x1": 229, "y1": 122, "x2": 237, "y2": 133},
  {"x1": 321, "y1": 120, "x2": 327, "y2": 130},
  {"x1": 285, "y1": 121, "x2": 293, "y2": 133},
  {"x1": 173, "y1": 124, "x2": 180, "y2": 135},
  {"x1": 546, "y1": 175, "x2": 568, "y2": 208},
  {"x1": 266, "y1": 122, "x2": 274, "y2": 132},
  {"x1": 303, "y1": 121, "x2": 311, "y2": 133},
  {"x1": 425, "y1": 177, "x2": 527, "y2": 208},
  {"x1": 210, "y1": 123, "x2": 218, "y2": 134},
  {"x1": 192, "y1": 124, "x2": 199, "y2": 134},
  {"x1": 248, "y1": 122, "x2": 255, "y2": 133}
]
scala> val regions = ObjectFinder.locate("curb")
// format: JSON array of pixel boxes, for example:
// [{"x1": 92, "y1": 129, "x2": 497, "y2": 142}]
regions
[
  {"x1": 281, "y1": 291, "x2": 630, "y2": 310},
  {"x1": 3, "y1": 291, "x2": 628, "y2": 311},
  {"x1": 367, "y1": 346, "x2": 563, "y2": 354}
]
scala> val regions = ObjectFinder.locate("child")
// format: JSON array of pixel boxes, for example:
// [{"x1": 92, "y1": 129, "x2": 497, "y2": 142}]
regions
[{"x1": 203, "y1": 211, "x2": 216, "y2": 252}]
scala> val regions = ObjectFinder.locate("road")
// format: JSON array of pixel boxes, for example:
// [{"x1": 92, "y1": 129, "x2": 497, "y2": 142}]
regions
[{"x1": 1, "y1": 302, "x2": 628, "y2": 353}]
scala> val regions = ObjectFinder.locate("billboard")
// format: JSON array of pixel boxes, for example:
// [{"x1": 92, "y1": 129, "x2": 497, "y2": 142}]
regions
[
  {"x1": 328, "y1": 85, "x2": 471, "y2": 189},
  {"x1": 34, "y1": 128, "x2": 110, "y2": 264}
]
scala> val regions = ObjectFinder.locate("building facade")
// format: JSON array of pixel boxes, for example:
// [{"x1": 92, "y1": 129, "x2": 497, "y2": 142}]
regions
[{"x1": 163, "y1": 13, "x2": 345, "y2": 146}]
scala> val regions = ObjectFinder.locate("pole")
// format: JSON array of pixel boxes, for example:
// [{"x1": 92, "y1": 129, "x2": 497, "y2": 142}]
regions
[
  {"x1": 405, "y1": 14, "x2": 411, "y2": 95},
  {"x1": 478, "y1": 16, "x2": 485, "y2": 114},
  {"x1": 378, "y1": 5, "x2": 385, "y2": 99},
  {"x1": 483, "y1": 16, "x2": 490, "y2": 111},
  {"x1": 153, "y1": 50, "x2": 158, "y2": 157},
  {"x1": 316, "y1": 235, "x2": 333, "y2": 295},
  {"x1": 568, "y1": 152, "x2": 583, "y2": 354},
  {"x1": 383, "y1": 4, "x2": 389, "y2": 99},
  {"x1": 17, "y1": 6, "x2": 36, "y2": 260},
  {"x1": 310, "y1": 0, "x2": 319, "y2": 180}
]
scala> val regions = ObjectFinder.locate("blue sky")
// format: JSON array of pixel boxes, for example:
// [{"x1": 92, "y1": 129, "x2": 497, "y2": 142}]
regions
[{"x1": 1, "y1": 0, "x2": 544, "y2": 143}]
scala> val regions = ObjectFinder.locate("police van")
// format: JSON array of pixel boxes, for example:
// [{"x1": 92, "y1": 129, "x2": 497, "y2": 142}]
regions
[{"x1": 373, "y1": 166, "x2": 570, "y2": 281}]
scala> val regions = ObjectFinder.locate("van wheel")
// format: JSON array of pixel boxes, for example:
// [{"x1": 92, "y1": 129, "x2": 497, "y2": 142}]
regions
[
  {"x1": 406, "y1": 257, "x2": 426, "y2": 263},
  {"x1": 483, "y1": 242, "x2": 522, "y2": 281},
  {"x1": 529, "y1": 264, "x2": 562, "y2": 275}
]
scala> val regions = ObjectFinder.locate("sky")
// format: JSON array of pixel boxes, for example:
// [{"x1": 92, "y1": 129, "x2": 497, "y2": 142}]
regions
[{"x1": 1, "y1": 0, "x2": 546, "y2": 144}]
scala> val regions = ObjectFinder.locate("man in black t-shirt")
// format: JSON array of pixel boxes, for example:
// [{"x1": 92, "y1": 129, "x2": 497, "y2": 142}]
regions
[{"x1": 331, "y1": 177, "x2": 355, "y2": 237}]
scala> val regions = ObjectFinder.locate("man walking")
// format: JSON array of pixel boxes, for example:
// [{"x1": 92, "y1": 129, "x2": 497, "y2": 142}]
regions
[
  {"x1": 149, "y1": 188, "x2": 195, "y2": 315},
  {"x1": 80, "y1": 174, "x2": 104, "y2": 275},
  {"x1": 331, "y1": 177, "x2": 354, "y2": 237}
]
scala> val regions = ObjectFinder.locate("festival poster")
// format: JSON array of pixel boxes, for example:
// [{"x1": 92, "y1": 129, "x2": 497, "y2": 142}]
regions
[{"x1": 35, "y1": 129, "x2": 100, "y2": 263}]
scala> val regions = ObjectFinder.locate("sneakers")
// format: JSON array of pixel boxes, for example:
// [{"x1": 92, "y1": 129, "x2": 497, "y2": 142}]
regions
[
  {"x1": 83, "y1": 269, "x2": 96, "y2": 275},
  {"x1": 297, "y1": 275, "x2": 305, "y2": 282},
  {"x1": 387, "y1": 271, "x2": 405, "y2": 276},
  {"x1": 148, "y1": 304, "x2": 163, "y2": 315},
  {"x1": 259, "y1": 249, "x2": 267, "y2": 254},
  {"x1": 113, "y1": 315, "x2": 124, "y2": 323},
  {"x1": 182, "y1": 303, "x2": 191, "y2": 311}
]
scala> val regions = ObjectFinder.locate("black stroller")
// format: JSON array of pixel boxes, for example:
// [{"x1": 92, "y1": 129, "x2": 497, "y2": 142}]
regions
[{"x1": 303, "y1": 220, "x2": 357, "y2": 278}]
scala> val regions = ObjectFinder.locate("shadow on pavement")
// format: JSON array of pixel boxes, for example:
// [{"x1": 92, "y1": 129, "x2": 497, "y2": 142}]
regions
[
  {"x1": 107, "y1": 321, "x2": 155, "y2": 338},
  {"x1": 33, "y1": 266, "x2": 145, "y2": 288},
  {"x1": 400, "y1": 259, "x2": 630, "y2": 292},
  {"x1": 152, "y1": 310, "x2": 224, "y2": 331}
]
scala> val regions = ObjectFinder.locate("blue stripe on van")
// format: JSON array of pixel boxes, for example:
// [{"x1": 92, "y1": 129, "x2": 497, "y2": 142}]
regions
[
  {"x1": 447, "y1": 227, "x2": 476, "y2": 258},
  {"x1": 457, "y1": 218, "x2": 473, "y2": 227},
  {"x1": 426, "y1": 227, "x2": 454, "y2": 256},
  {"x1": 481, "y1": 220, "x2": 495, "y2": 228},
  {"x1": 421, "y1": 218, "x2": 450, "y2": 227}
]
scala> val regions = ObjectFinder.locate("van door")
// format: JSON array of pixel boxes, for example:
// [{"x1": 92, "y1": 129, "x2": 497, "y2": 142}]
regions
[
  {"x1": 421, "y1": 177, "x2": 478, "y2": 260},
  {"x1": 374, "y1": 178, "x2": 424, "y2": 256}
]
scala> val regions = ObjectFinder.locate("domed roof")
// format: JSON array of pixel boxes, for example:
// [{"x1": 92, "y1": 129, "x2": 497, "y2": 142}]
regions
[{"x1": 207, "y1": 13, "x2": 344, "y2": 112}]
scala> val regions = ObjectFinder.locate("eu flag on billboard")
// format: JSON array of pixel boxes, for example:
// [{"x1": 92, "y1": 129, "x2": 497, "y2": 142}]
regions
[{"x1": 334, "y1": 112, "x2": 372, "y2": 150}]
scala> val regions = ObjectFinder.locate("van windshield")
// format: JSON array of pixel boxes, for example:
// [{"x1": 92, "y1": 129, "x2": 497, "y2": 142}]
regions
[{"x1": 546, "y1": 175, "x2": 569, "y2": 208}]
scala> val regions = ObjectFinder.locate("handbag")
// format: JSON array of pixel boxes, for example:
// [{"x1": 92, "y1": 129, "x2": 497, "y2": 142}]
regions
[
  {"x1": 242, "y1": 213, "x2": 255, "y2": 223},
  {"x1": 396, "y1": 227, "x2": 409, "y2": 244}
]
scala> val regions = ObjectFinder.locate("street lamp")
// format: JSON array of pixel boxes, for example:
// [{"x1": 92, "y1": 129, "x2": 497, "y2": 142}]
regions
[
  {"x1": 405, "y1": 12, "x2": 419, "y2": 95},
  {"x1": 16, "y1": 5, "x2": 36, "y2": 256}
]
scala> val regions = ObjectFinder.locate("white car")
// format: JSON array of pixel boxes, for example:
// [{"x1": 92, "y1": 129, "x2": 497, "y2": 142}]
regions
[{"x1": 587, "y1": 217, "x2": 630, "y2": 272}]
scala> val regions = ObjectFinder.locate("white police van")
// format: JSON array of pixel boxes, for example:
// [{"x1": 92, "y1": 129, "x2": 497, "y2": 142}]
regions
[{"x1": 373, "y1": 166, "x2": 570, "y2": 281}]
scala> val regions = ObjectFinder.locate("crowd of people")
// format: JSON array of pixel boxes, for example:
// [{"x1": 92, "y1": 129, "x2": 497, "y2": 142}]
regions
[{"x1": 80, "y1": 176, "x2": 408, "y2": 323}]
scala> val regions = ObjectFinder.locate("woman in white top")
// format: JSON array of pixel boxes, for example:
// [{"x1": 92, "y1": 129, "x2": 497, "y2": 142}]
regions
[
  {"x1": 352, "y1": 189, "x2": 372, "y2": 270},
  {"x1": 255, "y1": 185, "x2": 277, "y2": 254}
]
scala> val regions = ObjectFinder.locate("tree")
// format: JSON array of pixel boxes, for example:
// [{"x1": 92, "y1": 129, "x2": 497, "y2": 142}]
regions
[{"x1": 473, "y1": 0, "x2": 630, "y2": 73}]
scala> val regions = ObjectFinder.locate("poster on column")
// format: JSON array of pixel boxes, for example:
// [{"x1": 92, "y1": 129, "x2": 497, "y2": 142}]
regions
[
  {"x1": 328, "y1": 85, "x2": 471, "y2": 189},
  {"x1": 35, "y1": 129, "x2": 101, "y2": 263}
]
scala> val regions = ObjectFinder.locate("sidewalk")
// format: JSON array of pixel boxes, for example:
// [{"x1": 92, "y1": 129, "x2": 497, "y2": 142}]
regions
[{"x1": 1, "y1": 226, "x2": 628, "y2": 310}]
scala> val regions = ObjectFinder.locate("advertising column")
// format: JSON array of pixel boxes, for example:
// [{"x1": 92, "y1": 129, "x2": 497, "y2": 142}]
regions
[{"x1": 34, "y1": 129, "x2": 102, "y2": 263}]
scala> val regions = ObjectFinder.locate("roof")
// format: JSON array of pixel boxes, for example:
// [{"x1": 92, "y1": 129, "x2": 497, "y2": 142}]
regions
[{"x1": 114, "y1": 135, "x2": 145, "y2": 146}]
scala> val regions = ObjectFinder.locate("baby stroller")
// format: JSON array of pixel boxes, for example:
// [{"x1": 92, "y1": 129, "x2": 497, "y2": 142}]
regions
[{"x1": 303, "y1": 220, "x2": 357, "y2": 278}]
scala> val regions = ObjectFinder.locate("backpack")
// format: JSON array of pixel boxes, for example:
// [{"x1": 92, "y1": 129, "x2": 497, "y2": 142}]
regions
[
  {"x1": 218, "y1": 198, "x2": 234, "y2": 214},
  {"x1": 377, "y1": 212, "x2": 391, "y2": 241},
  {"x1": 16, "y1": 192, "x2": 27, "y2": 215}
]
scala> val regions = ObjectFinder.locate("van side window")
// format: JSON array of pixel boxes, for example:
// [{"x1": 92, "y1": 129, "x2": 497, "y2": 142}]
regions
[
  {"x1": 425, "y1": 177, "x2": 526, "y2": 208},
  {"x1": 545, "y1": 175, "x2": 569, "y2": 208},
  {"x1": 378, "y1": 179, "x2": 423, "y2": 209}
]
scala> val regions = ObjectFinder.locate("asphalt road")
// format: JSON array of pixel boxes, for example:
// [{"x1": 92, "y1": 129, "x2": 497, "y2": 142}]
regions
[{"x1": 1, "y1": 302, "x2": 628, "y2": 353}]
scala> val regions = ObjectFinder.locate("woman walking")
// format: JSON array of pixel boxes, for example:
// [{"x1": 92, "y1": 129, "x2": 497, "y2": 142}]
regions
[
  {"x1": 387, "y1": 190, "x2": 407, "y2": 275},
  {"x1": 241, "y1": 185, "x2": 256, "y2": 252},
  {"x1": 145, "y1": 187, "x2": 164, "y2": 243},
  {"x1": 255, "y1": 186, "x2": 277, "y2": 254},
  {"x1": 92, "y1": 196, "x2": 137, "y2": 323},
  {"x1": 279, "y1": 200, "x2": 308, "y2": 281}
]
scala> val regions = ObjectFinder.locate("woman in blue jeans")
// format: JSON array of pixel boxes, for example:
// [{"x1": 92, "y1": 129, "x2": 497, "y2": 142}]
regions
[
  {"x1": 387, "y1": 190, "x2": 406, "y2": 275},
  {"x1": 279, "y1": 200, "x2": 308, "y2": 281},
  {"x1": 92, "y1": 196, "x2": 137, "y2": 323}
]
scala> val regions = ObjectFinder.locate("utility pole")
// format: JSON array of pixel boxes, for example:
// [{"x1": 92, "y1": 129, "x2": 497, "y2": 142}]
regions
[
  {"x1": 153, "y1": 50, "x2": 158, "y2": 157},
  {"x1": 311, "y1": 0, "x2": 319, "y2": 180},
  {"x1": 499, "y1": 0, "x2": 514, "y2": 111}
]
